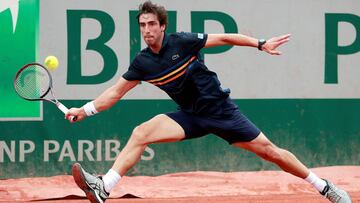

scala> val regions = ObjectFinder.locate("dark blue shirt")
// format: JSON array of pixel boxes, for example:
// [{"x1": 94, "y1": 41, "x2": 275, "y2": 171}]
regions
[{"x1": 123, "y1": 32, "x2": 237, "y2": 117}]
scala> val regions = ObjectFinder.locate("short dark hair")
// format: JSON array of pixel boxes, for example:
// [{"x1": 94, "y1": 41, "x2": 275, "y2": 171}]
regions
[{"x1": 137, "y1": 1, "x2": 167, "y2": 27}]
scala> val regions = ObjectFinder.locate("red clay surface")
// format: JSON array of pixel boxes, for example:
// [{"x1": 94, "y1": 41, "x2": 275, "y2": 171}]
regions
[{"x1": 0, "y1": 166, "x2": 359, "y2": 202}]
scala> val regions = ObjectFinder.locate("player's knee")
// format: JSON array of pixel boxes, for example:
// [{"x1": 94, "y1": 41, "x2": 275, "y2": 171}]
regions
[{"x1": 131, "y1": 124, "x2": 150, "y2": 145}]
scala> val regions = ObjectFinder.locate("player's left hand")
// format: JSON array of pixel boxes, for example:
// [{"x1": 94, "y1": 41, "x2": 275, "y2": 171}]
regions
[{"x1": 262, "y1": 34, "x2": 291, "y2": 55}]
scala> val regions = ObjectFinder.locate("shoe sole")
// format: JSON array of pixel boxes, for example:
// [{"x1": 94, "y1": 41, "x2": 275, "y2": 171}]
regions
[{"x1": 72, "y1": 163, "x2": 103, "y2": 203}]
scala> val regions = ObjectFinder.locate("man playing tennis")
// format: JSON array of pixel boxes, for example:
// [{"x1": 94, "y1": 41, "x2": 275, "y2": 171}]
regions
[{"x1": 66, "y1": 1, "x2": 352, "y2": 203}]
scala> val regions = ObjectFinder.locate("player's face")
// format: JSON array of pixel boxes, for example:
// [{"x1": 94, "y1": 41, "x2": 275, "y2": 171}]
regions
[{"x1": 139, "y1": 13, "x2": 165, "y2": 47}]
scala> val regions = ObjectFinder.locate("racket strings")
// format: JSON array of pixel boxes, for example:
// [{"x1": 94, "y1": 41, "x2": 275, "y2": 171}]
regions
[{"x1": 14, "y1": 65, "x2": 51, "y2": 100}]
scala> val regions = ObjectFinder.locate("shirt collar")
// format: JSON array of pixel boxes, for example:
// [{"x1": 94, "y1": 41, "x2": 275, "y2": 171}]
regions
[{"x1": 161, "y1": 32, "x2": 169, "y2": 50}]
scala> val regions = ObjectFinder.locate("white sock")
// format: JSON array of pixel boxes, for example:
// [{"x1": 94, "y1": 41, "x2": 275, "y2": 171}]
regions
[
  {"x1": 304, "y1": 171, "x2": 327, "y2": 192},
  {"x1": 102, "y1": 169, "x2": 121, "y2": 193}
]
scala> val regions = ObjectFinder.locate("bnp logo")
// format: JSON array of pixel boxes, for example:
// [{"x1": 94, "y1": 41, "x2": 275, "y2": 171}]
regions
[
  {"x1": 0, "y1": 0, "x2": 19, "y2": 33},
  {"x1": 325, "y1": 13, "x2": 360, "y2": 84},
  {"x1": 0, "y1": 0, "x2": 39, "y2": 120}
]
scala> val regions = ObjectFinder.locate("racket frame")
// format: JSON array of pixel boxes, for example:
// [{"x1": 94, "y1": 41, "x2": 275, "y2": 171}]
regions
[{"x1": 14, "y1": 63, "x2": 77, "y2": 121}]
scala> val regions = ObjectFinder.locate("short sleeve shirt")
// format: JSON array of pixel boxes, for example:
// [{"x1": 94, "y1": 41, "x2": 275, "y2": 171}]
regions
[{"x1": 123, "y1": 32, "x2": 236, "y2": 116}]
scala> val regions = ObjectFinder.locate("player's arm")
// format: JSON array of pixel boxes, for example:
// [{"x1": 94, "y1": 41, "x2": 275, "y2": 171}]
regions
[
  {"x1": 93, "y1": 77, "x2": 139, "y2": 111},
  {"x1": 66, "y1": 77, "x2": 139, "y2": 122},
  {"x1": 204, "y1": 33, "x2": 291, "y2": 55}
]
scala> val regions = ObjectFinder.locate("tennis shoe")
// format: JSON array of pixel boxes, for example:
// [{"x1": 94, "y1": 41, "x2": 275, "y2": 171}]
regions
[
  {"x1": 321, "y1": 179, "x2": 352, "y2": 203},
  {"x1": 72, "y1": 163, "x2": 109, "y2": 203}
]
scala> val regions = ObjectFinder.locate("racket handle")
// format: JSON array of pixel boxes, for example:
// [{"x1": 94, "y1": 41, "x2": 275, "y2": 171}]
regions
[{"x1": 57, "y1": 102, "x2": 78, "y2": 121}]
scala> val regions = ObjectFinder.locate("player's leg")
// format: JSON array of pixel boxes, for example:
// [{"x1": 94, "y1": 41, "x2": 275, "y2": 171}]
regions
[
  {"x1": 72, "y1": 114, "x2": 185, "y2": 203},
  {"x1": 233, "y1": 132, "x2": 352, "y2": 203},
  {"x1": 112, "y1": 113, "x2": 186, "y2": 176},
  {"x1": 233, "y1": 132, "x2": 309, "y2": 178}
]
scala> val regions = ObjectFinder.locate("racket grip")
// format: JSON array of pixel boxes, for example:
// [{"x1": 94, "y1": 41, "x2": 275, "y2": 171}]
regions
[{"x1": 57, "y1": 102, "x2": 78, "y2": 121}]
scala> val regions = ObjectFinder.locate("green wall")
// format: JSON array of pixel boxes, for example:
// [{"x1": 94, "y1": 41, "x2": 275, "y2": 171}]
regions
[{"x1": 1, "y1": 99, "x2": 359, "y2": 178}]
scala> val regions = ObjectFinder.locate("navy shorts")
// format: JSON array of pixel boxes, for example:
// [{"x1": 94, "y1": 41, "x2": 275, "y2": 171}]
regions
[{"x1": 166, "y1": 109, "x2": 261, "y2": 144}]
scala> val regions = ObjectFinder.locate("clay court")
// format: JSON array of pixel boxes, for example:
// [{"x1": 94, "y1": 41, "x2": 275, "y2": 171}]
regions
[{"x1": 1, "y1": 166, "x2": 359, "y2": 202}]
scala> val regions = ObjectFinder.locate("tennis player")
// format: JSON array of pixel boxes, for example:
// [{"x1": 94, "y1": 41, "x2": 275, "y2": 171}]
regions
[{"x1": 66, "y1": 1, "x2": 352, "y2": 203}]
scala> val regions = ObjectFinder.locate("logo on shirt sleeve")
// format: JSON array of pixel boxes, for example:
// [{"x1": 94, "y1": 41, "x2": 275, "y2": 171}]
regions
[{"x1": 197, "y1": 33, "x2": 204, "y2": 39}]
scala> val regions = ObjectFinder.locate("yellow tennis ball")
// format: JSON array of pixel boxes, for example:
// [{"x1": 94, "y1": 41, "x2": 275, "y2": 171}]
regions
[{"x1": 44, "y1": 55, "x2": 59, "y2": 71}]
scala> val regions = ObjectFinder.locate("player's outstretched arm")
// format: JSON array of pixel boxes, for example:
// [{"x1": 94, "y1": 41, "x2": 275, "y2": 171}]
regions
[
  {"x1": 205, "y1": 33, "x2": 290, "y2": 55},
  {"x1": 65, "y1": 77, "x2": 139, "y2": 122}
]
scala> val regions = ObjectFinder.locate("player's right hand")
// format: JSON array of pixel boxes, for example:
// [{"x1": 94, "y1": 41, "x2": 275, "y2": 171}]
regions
[{"x1": 66, "y1": 107, "x2": 87, "y2": 123}]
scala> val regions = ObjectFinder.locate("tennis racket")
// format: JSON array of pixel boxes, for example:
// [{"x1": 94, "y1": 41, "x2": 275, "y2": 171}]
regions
[{"x1": 14, "y1": 63, "x2": 77, "y2": 121}]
